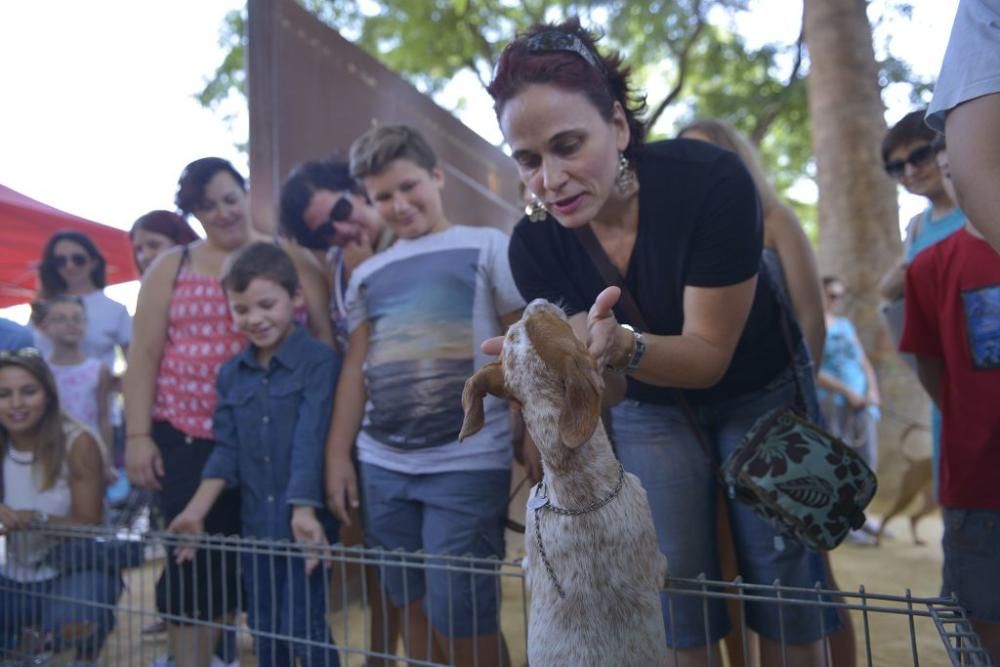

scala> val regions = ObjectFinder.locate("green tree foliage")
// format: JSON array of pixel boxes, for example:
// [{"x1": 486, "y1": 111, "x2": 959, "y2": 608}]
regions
[{"x1": 198, "y1": 0, "x2": 925, "y2": 237}]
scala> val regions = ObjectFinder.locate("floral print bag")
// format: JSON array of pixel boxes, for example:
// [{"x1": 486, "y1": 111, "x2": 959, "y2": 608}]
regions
[{"x1": 719, "y1": 406, "x2": 878, "y2": 550}]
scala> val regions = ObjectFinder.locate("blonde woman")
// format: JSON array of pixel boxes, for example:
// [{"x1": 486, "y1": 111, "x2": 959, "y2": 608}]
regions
[
  {"x1": 679, "y1": 119, "x2": 855, "y2": 667},
  {"x1": 678, "y1": 119, "x2": 825, "y2": 365}
]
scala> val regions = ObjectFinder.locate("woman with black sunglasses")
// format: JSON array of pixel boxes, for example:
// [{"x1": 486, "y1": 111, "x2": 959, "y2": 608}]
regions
[
  {"x1": 34, "y1": 230, "x2": 131, "y2": 370},
  {"x1": 279, "y1": 159, "x2": 394, "y2": 353}
]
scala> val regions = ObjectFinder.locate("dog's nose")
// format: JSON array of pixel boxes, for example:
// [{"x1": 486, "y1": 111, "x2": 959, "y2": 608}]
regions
[{"x1": 526, "y1": 298, "x2": 555, "y2": 314}]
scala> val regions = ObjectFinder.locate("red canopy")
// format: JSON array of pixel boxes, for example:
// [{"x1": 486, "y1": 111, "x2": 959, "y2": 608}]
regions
[{"x1": 0, "y1": 183, "x2": 139, "y2": 308}]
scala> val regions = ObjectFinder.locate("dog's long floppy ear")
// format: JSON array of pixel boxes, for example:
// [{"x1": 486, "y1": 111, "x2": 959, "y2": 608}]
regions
[
  {"x1": 459, "y1": 361, "x2": 508, "y2": 442},
  {"x1": 558, "y1": 354, "x2": 602, "y2": 448}
]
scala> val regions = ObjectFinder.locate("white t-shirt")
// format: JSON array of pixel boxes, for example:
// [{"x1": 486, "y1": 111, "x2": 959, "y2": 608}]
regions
[
  {"x1": 346, "y1": 225, "x2": 525, "y2": 474},
  {"x1": 0, "y1": 419, "x2": 85, "y2": 582},
  {"x1": 927, "y1": 0, "x2": 1000, "y2": 130},
  {"x1": 33, "y1": 290, "x2": 131, "y2": 369}
]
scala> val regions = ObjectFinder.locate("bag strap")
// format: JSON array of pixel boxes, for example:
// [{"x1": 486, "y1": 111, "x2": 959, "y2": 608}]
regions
[
  {"x1": 171, "y1": 244, "x2": 190, "y2": 292},
  {"x1": 573, "y1": 225, "x2": 717, "y2": 468},
  {"x1": 777, "y1": 312, "x2": 808, "y2": 412}
]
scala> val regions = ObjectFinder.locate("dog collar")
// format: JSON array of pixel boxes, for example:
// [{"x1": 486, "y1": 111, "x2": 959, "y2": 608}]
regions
[
  {"x1": 531, "y1": 463, "x2": 626, "y2": 516},
  {"x1": 530, "y1": 463, "x2": 627, "y2": 598}
]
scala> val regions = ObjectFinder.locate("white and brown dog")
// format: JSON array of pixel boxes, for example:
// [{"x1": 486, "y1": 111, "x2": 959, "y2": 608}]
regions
[{"x1": 460, "y1": 299, "x2": 667, "y2": 666}]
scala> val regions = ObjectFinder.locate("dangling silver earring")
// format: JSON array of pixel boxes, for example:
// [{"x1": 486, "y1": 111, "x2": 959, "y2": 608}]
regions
[
  {"x1": 525, "y1": 195, "x2": 548, "y2": 222},
  {"x1": 615, "y1": 152, "x2": 636, "y2": 195}
]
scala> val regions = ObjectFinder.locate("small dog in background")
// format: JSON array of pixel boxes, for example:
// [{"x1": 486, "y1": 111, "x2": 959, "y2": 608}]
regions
[
  {"x1": 876, "y1": 424, "x2": 937, "y2": 546},
  {"x1": 460, "y1": 299, "x2": 667, "y2": 666}
]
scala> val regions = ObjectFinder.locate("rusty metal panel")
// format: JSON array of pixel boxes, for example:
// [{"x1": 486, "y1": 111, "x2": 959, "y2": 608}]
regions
[{"x1": 247, "y1": 0, "x2": 521, "y2": 234}]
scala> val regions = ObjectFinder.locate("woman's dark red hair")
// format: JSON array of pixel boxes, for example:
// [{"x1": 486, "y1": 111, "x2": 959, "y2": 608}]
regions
[
  {"x1": 129, "y1": 210, "x2": 200, "y2": 271},
  {"x1": 487, "y1": 18, "x2": 647, "y2": 160}
]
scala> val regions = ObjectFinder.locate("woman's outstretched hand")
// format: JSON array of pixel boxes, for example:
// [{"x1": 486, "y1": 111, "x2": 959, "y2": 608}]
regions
[
  {"x1": 481, "y1": 287, "x2": 630, "y2": 369},
  {"x1": 587, "y1": 287, "x2": 634, "y2": 371}
]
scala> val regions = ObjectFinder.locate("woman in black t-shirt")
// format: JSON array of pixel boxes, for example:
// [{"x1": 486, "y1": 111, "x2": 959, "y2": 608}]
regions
[{"x1": 487, "y1": 18, "x2": 837, "y2": 664}]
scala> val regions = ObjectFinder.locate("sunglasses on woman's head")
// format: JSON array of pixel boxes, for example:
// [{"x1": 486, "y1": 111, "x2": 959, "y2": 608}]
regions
[
  {"x1": 0, "y1": 347, "x2": 42, "y2": 360},
  {"x1": 525, "y1": 29, "x2": 607, "y2": 75},
  {"x1": 884, "y1": 143, "x2": 937, "y2": 178},
  {"x1": 54, "y1": 253, "x2": 89, "y2": 269}
]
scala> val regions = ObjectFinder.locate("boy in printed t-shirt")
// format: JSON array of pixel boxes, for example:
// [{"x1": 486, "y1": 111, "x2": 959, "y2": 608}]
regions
[
  {"x1": 899, "y1": 147, "x2": 1000, "y2": 663},
  {"x1": 325, "y1": 125, "x2": 524, "y2": 667}
]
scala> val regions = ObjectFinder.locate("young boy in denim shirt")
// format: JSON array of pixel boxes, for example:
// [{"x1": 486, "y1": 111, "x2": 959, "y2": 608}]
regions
[
  {"x1": 325, "y1": 125, "x2": 524, "y2": 666},
  {"x1": 170, "y1": 242, "x2": 341, "y2": 667}
]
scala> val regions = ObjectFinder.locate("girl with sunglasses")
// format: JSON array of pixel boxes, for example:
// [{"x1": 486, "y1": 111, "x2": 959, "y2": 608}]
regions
[
  {"x1": 34, "y1": 230, "x2": 131, "y2": 370},
  {"x1": 487, "y1": 18, "x2": 836, "y2": 666}
]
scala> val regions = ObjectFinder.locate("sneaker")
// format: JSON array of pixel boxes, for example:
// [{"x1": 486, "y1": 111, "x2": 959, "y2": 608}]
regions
[
  {"x1": 141, "y1": 619, "x2": 167, "y2": 635},
  {"x1": 846, "y1": 528, "x2": 877, "y2": 546},
  {"x1": 210, "y1": 657, "x2": 240, "y2": 667}
]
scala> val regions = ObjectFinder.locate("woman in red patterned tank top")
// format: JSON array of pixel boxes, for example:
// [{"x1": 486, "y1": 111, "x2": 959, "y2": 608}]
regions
[{"x1": 123, "y1": 157, "x2": 333, "y2": 665}]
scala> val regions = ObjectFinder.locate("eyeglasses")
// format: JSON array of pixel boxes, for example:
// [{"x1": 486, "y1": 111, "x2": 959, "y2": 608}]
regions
[
  {"x1": 311, "y1": 196, "x2": 354, "y2": 244},
  {"x1": 826, "y1": 291, "x2": 845, "y2": 301},
  {"x1": 53, "y1": 253, "x2": 89, "y2": 269},
  {"x1": 525, "y1": 29, "x2": 607, "y2": 76},
  {"x1": 884, "y1": 143, "x2": 937, "y2": 178},
  {"x1": 0, "y1": 347, "x2": 42, "y2": 360}
]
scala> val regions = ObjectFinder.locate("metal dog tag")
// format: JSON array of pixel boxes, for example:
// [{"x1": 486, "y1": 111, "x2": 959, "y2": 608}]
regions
[{"x1": 527, "y1": 495, "x2": 549, "y2": 511}]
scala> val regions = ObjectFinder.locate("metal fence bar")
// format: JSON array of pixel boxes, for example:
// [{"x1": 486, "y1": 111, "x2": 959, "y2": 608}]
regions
[
  {"x1": 907, "y1": 588, "x2": 921, "y2": 667},
  {"x1": 861, "y1": 584, "x2": 874, "y2": 667},
  {"x1": 1, "y1": 523, "x2": 995, "y2": 667}
]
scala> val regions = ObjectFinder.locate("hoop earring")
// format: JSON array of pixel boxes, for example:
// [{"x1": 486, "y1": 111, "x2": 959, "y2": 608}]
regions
[
  {"x1": 525, "y1": 196, "x2": 548, "y2": 223},
  {"x1": 615, "y1": 152, "x2": 636, "y2": 195}
]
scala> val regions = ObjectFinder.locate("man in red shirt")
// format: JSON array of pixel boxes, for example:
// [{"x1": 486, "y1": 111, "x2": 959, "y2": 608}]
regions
[{"x1": 900, "y1": 147, "x2": 1000, "y2": 662}]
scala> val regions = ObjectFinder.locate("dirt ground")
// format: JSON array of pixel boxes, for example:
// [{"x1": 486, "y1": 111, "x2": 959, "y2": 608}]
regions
[{"x1": 828, "y1": 512, "x2": 955, "y2": 667}]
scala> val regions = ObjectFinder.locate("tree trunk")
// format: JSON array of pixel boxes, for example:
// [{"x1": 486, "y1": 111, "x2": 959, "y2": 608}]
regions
[{"x1": 804, "y1": 0, "x2": 930, "y2": 508}]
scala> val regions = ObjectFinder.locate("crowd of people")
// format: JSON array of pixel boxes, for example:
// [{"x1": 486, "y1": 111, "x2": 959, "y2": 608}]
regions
[{"x1": 2, "y1": 5, "x2": 999, "y2": 666}]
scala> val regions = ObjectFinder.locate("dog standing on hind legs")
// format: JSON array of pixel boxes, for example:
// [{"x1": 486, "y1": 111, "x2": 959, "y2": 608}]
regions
[{"x1": 460, "y1": 299, "x2": 667, "y2": 666}]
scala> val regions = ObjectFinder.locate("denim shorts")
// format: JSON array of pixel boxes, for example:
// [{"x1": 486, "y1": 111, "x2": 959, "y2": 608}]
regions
[
  {"x1": 611, "y1": 370, "x2": 840, "y2": 648},
  {"x1": 942, "y1": 508, "x2": 1000, "y2": 622},
  {"x1": 358, "y1": 462, "x2": 510, "y2": 637}
]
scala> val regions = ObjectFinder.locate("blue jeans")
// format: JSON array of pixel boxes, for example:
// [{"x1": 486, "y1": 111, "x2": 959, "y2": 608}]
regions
[
  {"x1": 0, "y1": 569, "x2": 121, "y2": 658},
  {"x1": 359, "y1": 463, "x2": 509, "y2": 637},
  {"x1": 242, "y1": 552, "x2": 340, "y2": 667},
  {"x1": 611, "y1": 370, "x2": 839, "y2": 648}
]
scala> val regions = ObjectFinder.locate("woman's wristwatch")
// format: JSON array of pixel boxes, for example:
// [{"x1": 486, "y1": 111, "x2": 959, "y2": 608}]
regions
[{"x1": 619, "y1": 323, "x2": 646, "y2": 373}]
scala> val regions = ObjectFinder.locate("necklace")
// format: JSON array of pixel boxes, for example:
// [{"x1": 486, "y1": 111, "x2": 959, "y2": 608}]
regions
[
  {"x1": 529, "y1": 463, "x2": 626, "y2": 598},
  {"x1": 6, "y1": 448, "x2": 35, "y2": 465}
]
